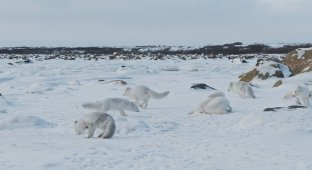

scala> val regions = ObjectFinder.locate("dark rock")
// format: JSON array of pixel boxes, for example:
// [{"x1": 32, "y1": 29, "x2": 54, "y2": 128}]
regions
[
  {"x1": 241, "y1": 59, "x2": 248, "y2": 63},
  {"x1": 264, "y1": 105, "x2": 306, "y2": 112},
  {"x1": 287, "y1": 105, "x2": 306, "y2": 109},
  {"x1": 273, "y1": 80, "x2": 283, "y2": 88},
  {"x1": 23, "y1": 59, "x2": 33, "y2": 63},
  {"x1": 109, "y1": 56, "x2": 116, "y2": 60},
  {"x1": 263, "y1": 107, "x2": 284, "y2": 112},
  {"x1": 190, "y1": 83, "x2": 216, "y2": 90},
  {"x1": 109, "y1": 80, "x2": 127, "y2": 85}
]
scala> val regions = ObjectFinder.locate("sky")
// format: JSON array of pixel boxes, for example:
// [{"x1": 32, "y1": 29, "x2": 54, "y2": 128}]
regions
[{"x1": 0, "y1": 0, "x2": 312, "y2": 47}]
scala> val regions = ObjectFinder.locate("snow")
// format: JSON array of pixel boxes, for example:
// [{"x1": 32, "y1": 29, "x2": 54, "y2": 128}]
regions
[
  {"x1": 0, "y1": 115, "x2": 56, "y2": 130},
  {"x1": 296, "y1": 47, "x2": 312, "y2": 59},
  {"x1": 256, "y1": 61, "x2": 291, "y2": 78},
  {"x1": 0, "y1": 58, "x2": 312, "y2": 170}
]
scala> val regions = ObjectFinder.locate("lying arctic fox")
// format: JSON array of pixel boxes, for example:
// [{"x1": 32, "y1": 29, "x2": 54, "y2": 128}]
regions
[
  {"x1": 190, "y1": 91, "x2": 232, "y2": 115},
  {"x1": 74, "y1": 112, "x2": 115, "y2": 139},
  {"x1": 123, "y1": 85, "x2": 170, "y2": 108},
  {"x1": 82, "y1": 98, "x2": 140, "y2": 116},
  {"x1": 228, "y1": 81, "x2": 255, "y2": 98}
]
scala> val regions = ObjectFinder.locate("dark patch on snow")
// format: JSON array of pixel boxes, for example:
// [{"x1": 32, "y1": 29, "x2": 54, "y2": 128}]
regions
[
  {"x1": 190, "y1": 83, "x2": 216, "y2": 90},
  {"x1": 264, "y1": 105, "x2": 306, "y2": 112}
]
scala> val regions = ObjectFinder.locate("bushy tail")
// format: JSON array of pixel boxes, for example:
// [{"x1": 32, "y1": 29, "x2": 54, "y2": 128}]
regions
[
  {"x1": 149, "y1": 90, "x2": 170, "y2": 99},
  {"x1": 82, "y1": 102, "x2": 102, "y2": 110},
  {"x1": 103, "y1": 116, "x2": 116, "y2": 139}
]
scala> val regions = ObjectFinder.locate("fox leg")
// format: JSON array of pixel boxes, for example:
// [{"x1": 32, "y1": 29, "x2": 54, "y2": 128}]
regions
[
  {"x1": 119, "y1": 110, "x2": 127, "y2": 116},
  {"x1": 87, "y1": 125, "x2": 96, "y2": 138},
  {"x1": 142, "y1": 99, "x2": 148, "y2": 108},
  {"x1": 98, "y1": 130, "x2": 106, "y2": 138}
]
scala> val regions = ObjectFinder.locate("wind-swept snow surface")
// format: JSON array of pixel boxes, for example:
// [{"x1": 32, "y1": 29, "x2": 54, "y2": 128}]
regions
[{"x1": 0, "y1": 58, "x2": 312, "y2": 170}]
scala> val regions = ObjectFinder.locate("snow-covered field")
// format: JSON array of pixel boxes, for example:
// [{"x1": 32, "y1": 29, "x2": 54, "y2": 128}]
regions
[{"x1": 0, "y1": 58, "x2": 312, "y2": 170}]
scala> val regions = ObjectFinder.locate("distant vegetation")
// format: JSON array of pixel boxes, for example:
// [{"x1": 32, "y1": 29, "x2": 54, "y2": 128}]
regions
[{"x1": 0, "y1": 43, "x2": 311, "y2": 55}]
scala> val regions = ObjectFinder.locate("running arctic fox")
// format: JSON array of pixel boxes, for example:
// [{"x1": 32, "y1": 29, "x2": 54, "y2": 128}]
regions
[
  {"x1": 123, "y1": 85, "x2": 170, "y2": 108},
  {"x1": 228, "y1": 81, "x2": 256, "y2": 98},
  {"x1": 190, "y1": 91, "x2": 232, "y2": 115},
  {"x1": 82, "y1": 98, "x2": 140, "y2": 116},
  {"x1": 74, "y1": 112, "x2": 115, "y2": 139}
]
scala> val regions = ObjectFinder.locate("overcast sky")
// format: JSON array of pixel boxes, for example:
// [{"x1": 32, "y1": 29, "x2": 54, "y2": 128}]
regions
[{"x1": 0, "y1": 0, "x2": 311, "y2": 47}]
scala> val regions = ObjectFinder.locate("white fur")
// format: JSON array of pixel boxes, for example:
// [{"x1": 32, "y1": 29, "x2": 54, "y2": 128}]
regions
[
  {"x1": 228, "y1": 81, "x2": 255, "y2": 98},
  {"x1": 293, "y1": 85, "x2": 310, "y2": 107},
  {"x1": 191, "y1": 92, "x2": 232, "y2": 115},
  {"x1": 82, "y1": 98, "x2": 140, "y2": 116},
  {"x1": 74, "y1": 112, "x2": 115, "y2": 138},
  {"x1": 123, "y1": 85, "x2": 170, "y2": 108}
]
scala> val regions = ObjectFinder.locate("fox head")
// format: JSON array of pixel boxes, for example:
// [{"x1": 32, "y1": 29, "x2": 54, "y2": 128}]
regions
[
  {"x1": 123, "y1": 87, "x2": 131, "y2": 97},
  {"x1": 74, "y1": 120, "x2": 88, "y2": 135}
]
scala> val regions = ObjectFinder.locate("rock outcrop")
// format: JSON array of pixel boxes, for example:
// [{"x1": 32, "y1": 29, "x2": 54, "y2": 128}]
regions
[
  {"x1": 283, "y1": 48, "x2": 312, "y2": 75},
  {"x1": 239, "y1": 60, "x2": 292, "y2": 82}
]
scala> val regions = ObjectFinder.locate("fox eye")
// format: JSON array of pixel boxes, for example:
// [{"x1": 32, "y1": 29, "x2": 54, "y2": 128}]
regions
[
  {"x1": 85, "y1": 126, "x2": 89, "y2": 129},
  {"x1": 75, "y1": 120, "x2": 78, "y2": 124}
]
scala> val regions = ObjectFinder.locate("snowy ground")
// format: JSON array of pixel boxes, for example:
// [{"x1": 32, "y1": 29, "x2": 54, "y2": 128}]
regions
[{"x1": 0, "y1": 58, "x2": 312, "y2": 170}]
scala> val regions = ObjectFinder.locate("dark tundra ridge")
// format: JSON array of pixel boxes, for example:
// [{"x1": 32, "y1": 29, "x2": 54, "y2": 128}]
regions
[{"x1": 0, "y1": 42, "x2": 311, "y2": 60}]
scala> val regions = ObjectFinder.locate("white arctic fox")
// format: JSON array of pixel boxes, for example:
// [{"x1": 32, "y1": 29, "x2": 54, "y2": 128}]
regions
[
  {"x1": 123, "y1": 85, "x2": 170, "y2": 108},
  {"x1": 82, "y1": 98, "x2": 140, "y2": 116},
  {"x1": 228, "y1": 81, "x2": 255, "y2": 98},
  {"x1": 190, "y1": 91, "x2": 232, "y2": 115},
  {"x1": 74, "y1": 112, "x2": 115, "y2": 139},
  {"x1": 283, "y1": 85, "x2": 311, "y2": 107},
  {"x1": 293, "y1": 85, "x2": 310, "y2": 107}
]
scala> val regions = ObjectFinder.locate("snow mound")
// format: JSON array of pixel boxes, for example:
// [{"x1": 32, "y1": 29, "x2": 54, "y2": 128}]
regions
[
  {"x1": 182, "y1": 65, "x2": 202, "y2": 72},
  {"x1": 257, "y1": 61, "x2": 291, "y2": 78},
  {"x1": 26, "y1": 82, "x2": 55, "y2": 93},
  {"x1": 115, "y1": 67, "x2": 158, "y2": 75},
  {"x1": 234, "y1": 113, "x2": 263, "y2": 129},
  {"x1": 117, "y1": 120, "x2": 150, "y2": 135},
  {"x1": 0, "y1": 97, "x2": 14, "y2": 113},
  {"x1": 0, "y1": 116, "x2": 56, "y2": 130},
  {"x1": 68, "y1": 80, "x2": 81, "y2": 86},
  {"x1": 153, "y1": 121, "x2": 179, "y2": 133},
  {"x1": 240, "y1": 60, "x2": 291, "y2": 82}
]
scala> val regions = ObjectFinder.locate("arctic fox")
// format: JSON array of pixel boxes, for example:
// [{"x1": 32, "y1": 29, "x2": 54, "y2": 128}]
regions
[
  {"x1": 228, "y1": 81, "x2": 255, "y2": 98},
  {"x1": 123, "y1": 85, "x2": 170, "y2": 108},
  {"x1": 74, "y1": 112, "x2": 116, "y2": 139},
  {"x1": 190, "y1": 91, "x2": 232, "y2": 115},
  {"x1": 293, "y1": 85, "x2": 310, "y2": 107},
  {"x1": 82, "y1": 98, "x2": 140, "y2": 116}
]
